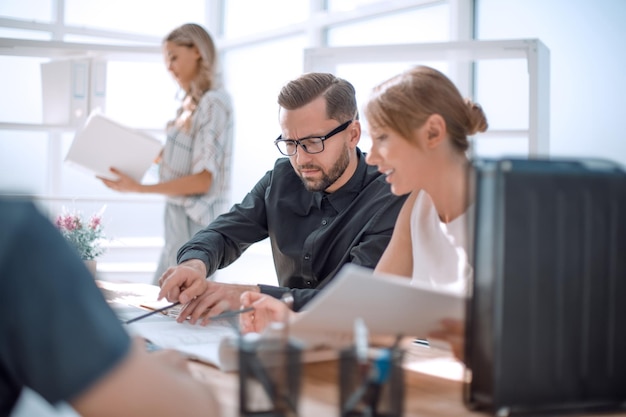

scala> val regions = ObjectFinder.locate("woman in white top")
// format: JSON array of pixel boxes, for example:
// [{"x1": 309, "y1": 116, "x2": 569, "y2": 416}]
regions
[
  {"x1": 239, "y1": 66, "x2": 487, "y2": 357},
  {"x1": 100, "y1": 23, "x2": 234, "y2": 284},
  {"x1": 364, "y1": 65, "x2": 486, "y2": 294}
]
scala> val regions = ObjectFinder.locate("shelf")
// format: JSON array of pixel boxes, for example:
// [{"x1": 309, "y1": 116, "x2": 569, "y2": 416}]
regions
[
  {"x1": 0, "y1": 37, "x2": 161, "y2": 60},
  {"x1": 0, "y1": 122, "x2": 164, "y2": 136},
  {"x1": 304, "y1": 39, "x2": 550, "y2": 157}
]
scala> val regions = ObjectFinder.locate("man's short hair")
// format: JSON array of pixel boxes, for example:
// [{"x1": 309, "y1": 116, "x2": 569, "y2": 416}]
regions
[{"x1": 277, "y1": 72, "x2": 358, "y2": 123}]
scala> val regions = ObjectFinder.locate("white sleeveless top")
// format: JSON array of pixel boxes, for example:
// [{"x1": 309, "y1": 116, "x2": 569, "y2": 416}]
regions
[{"x1": 410, "y1": 191, "x2": 472, "y2": 295}]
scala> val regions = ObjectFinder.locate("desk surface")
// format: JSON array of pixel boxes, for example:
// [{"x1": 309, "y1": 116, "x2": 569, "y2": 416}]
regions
[
  {"x1": 99, "y1": 281, "x2": 626, "y2": 417},
  {"x1": 188, "y1": 342, "x2": 626, "y2": 417}
]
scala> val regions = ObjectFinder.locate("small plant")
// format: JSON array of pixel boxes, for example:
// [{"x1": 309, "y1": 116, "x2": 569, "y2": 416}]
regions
[{"x1": 55, "y1": 207, "x2": 107, "y2": 261}]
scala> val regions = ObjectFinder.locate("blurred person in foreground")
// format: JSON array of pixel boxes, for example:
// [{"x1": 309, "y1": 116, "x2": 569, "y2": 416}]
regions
[{"x1": 0, "y1": 197, "x2": 219, "y2": 416}]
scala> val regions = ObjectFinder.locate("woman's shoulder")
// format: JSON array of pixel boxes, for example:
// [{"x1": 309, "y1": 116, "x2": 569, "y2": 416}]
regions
[{"x1": 198, "y1": 87, "x2": 233, "y2": 109}]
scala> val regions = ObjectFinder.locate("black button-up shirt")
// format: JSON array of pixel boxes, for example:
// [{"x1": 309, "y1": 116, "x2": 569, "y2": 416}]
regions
[{"x1": 177, "y1": 148, "x2": 407, "y2": 310}]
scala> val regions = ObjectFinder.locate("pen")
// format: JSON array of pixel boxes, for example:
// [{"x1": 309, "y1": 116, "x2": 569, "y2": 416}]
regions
[
  {"x1": 343, "y1": 318, "x2": 370, "y2": 414},
  {"x1": 354, "y1": 317, "x2": 369, "y2": 368},
  {"x1": 207, "y1": 306, "x2": 255, "y2": 321},
  {"x1": 124, "y1": 301, "x2": 181, "y2": 325}
]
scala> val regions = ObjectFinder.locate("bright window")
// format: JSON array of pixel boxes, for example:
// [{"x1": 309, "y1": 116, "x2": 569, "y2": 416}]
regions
[
  {"x1": 0, "y1": 0, "x2": 52, "y2": 23},
  {"x1": 0, "y1": 131, "x2": 49, "y2": 194},
  {"x1": 223, "y1": 0, "x2": 308, "y2": 38},
  {"x1": 0, "y1": 56, "x2": 45, "y2": 124},
  {"x1": 64, "y1": 0, "x2": 205, "y2": 37},
  {"x1": 327, "y1": 4, "x2": 450, "y2": 46},
  {"x1": 222, "y1": 34, "x2": 307, "y2": 202}
]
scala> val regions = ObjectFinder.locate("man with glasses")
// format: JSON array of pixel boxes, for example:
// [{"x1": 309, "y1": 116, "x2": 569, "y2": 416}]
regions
[{"x1": 158, "y1": 72, "x2": 406, "y2": 323}]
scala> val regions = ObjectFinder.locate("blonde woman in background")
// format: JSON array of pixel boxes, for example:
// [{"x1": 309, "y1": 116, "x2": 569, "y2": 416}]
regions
[
  {"x1": 100, "y1": 23, "x2": 234, "y2": 284},
  {"x1": 239, "y1": 65, "x2": 487, "y2": 360}
]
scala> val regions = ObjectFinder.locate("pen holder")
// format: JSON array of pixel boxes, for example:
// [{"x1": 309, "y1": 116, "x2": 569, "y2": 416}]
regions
[
  {"x1": 339, "y1": 346, "x2": 405, "y2": 417},
  {"x1": 238, "y1": 336, "x2": 303, "y2": 417}
]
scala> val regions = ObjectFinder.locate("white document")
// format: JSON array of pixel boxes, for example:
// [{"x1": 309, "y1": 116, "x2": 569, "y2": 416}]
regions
[
  {"x1": 123, "y1": 308, "x2": 337, "y2": 372},
  {"x1": 65, "y1": 112, "x2": 163, "y2": 181},
  {"x1": 126, "y1": 317, "x2": 242, "y2": 372},
  {"x1": 290, "y1": 264, "x2": 466, "y2": 346},
  {"x1": 98, "y1": 280, "x2": 242, "y2": 371},
  {"x1": 99, "y1": 280, "x2": 334, "y2": 372}
]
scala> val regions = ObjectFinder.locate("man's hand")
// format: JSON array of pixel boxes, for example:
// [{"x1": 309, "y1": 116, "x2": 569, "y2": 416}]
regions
[
  {"x1": 239, "y1": 291, "x2": 294, "y2": 334},
  {"x1": 158, "y1": 259, "x2": 209, "y2": 305},
  {"x1": 179, "y1": 282, "x2": 260, "y2": 325}
]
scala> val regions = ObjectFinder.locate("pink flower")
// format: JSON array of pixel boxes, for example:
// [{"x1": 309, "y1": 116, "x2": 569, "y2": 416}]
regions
[
  {"x1": 89, "y1": 215, "x2": 102, "y2": 230},
  {"x1": 60, "y1": 214, "x2": 81, "y2": 231},
  {"x1": 54, "y1": 207, "x2": 107, "y2": 260}
]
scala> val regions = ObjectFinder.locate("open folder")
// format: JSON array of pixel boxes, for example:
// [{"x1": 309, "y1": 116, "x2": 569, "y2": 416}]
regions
[{"x1": 65, "y1": 112, "x2": 163, "y2": 181}]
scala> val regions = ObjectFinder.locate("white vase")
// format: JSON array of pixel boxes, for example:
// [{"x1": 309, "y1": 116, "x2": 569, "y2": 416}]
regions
[{"x1": 84, "y1": 259, "x2": 97, "y2": 277}]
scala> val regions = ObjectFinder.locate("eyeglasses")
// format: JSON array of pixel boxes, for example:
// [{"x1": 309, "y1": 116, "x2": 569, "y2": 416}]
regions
[{"x1": 274, "y1": 120, "x2": 352, "y2": 156}]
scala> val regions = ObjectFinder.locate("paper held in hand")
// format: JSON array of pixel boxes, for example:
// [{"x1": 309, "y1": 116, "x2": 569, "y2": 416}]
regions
[
  {"x1": 290, "y1": 264, "x2": 466, "y2": 347},
  {"x1": 65, "y1": 112, "x2": 163, "y2": 181}
]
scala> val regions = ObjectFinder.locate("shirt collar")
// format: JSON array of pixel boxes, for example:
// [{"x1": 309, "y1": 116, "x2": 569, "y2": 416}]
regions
[{"x1": 311, "y1": 148, "x2": 368, "y2": 211}]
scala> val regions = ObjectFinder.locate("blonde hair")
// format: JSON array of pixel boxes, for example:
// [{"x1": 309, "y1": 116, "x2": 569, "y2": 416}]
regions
[
  {"x1": 164, "y1": 23, "x2": 218, "y2": 130},
  {"x1": 364, "y1": 65, "x2": 488, "y2": 152}
]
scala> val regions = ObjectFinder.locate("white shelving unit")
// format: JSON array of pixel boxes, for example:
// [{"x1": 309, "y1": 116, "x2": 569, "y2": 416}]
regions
[
  {"x1": 0, "y1": 37, "x2": 165, "y2": 283},
  {"x1": 304, "y1": 38, "x2": 550, "y2": 157},
  {"x1": 0, "y1": 37, "x2": 162, "y2": 131}
]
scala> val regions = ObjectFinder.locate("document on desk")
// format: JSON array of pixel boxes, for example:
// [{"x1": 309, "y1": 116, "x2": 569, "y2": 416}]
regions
[
  {"x1": 290, "y1": 264, "x2": 466, "y2": 347},
  {"x1": 98, "y1": 280, "x2": 335, "y2": 372},
  {"x1": 65, "y1": 112, "x2": 163, "y2": 181},
  {"x1": 126, "y1": 318, "x2": 242, "y2": 371},
  {"x1": 97, "y1": 280, "x2": 242, "y2": 371}
]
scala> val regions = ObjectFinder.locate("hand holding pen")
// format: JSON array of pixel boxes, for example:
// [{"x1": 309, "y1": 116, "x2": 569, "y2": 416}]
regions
[
  {"x1": 124, "y1": 301, "x2": 254, "y2": 325},
  {"x1": 239, "y1": 291, "x2": 295, "y2": 334},
  {"x1": 158, "y1": 260, "x2": 262, "y2": 326}
]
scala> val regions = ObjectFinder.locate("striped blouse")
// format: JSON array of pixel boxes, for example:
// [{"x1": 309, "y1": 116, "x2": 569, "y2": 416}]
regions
[{"x1": 159, "y1": 87, "x2": 234, "y2": 225}]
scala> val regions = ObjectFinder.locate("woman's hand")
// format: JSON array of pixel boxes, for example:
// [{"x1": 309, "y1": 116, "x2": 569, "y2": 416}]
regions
[
  {"x1": 98, "y1": 167, "x2": 142, "y2": 193},
  {"x1": 428, "y1": 318, "x2": 465, "y2": 362},
  {"x1": 239, "y1": 291, "x2": 295, "y2": 334}
]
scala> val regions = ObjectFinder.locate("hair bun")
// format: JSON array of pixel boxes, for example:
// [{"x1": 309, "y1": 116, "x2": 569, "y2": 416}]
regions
[{"x1": 465, "y1": 99, "x2": 488, "y2": 135}]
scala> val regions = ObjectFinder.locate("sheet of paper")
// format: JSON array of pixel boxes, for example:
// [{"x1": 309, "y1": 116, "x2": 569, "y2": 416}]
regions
[
  {"x1": 98, "y1": 280, "x2": 242, "y2": 371},
  {"x1": 290, "y1": 264, "x2": 466, "y2": 346},
  {"x1": 126, "y1": 319, "x2": 241, "y2": 371},
  {"x1": 98, "y1": 280, "x2": 343, "y2": 371}
]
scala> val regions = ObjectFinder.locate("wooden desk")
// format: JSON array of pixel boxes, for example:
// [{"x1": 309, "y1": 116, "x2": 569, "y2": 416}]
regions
[
  {"x1": 99, "y1": 281, "x2": 626, "y2": 417},
  {"x1": 188, "y1": 342, "x2": 475, "y2": 417},
  {"x1": 189, "y1": 342, "x2": 626, "y2": 417}
]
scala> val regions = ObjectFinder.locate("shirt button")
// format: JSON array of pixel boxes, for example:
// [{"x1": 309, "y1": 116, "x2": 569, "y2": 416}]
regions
[
  {"x1": 306, "y1": 280, "x2": 312, "y2": 286},
  {"x1": 321, "y1": 219, "x2": 328, "y2": 225},
  {"x1": 304, "y1": 254, "x2": 311, "y2": 260}
]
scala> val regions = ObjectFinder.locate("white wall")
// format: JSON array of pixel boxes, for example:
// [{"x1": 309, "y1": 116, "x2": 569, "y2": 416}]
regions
[{"x1": 477, "y1": 0, "x2": 626, "y2": 167}]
